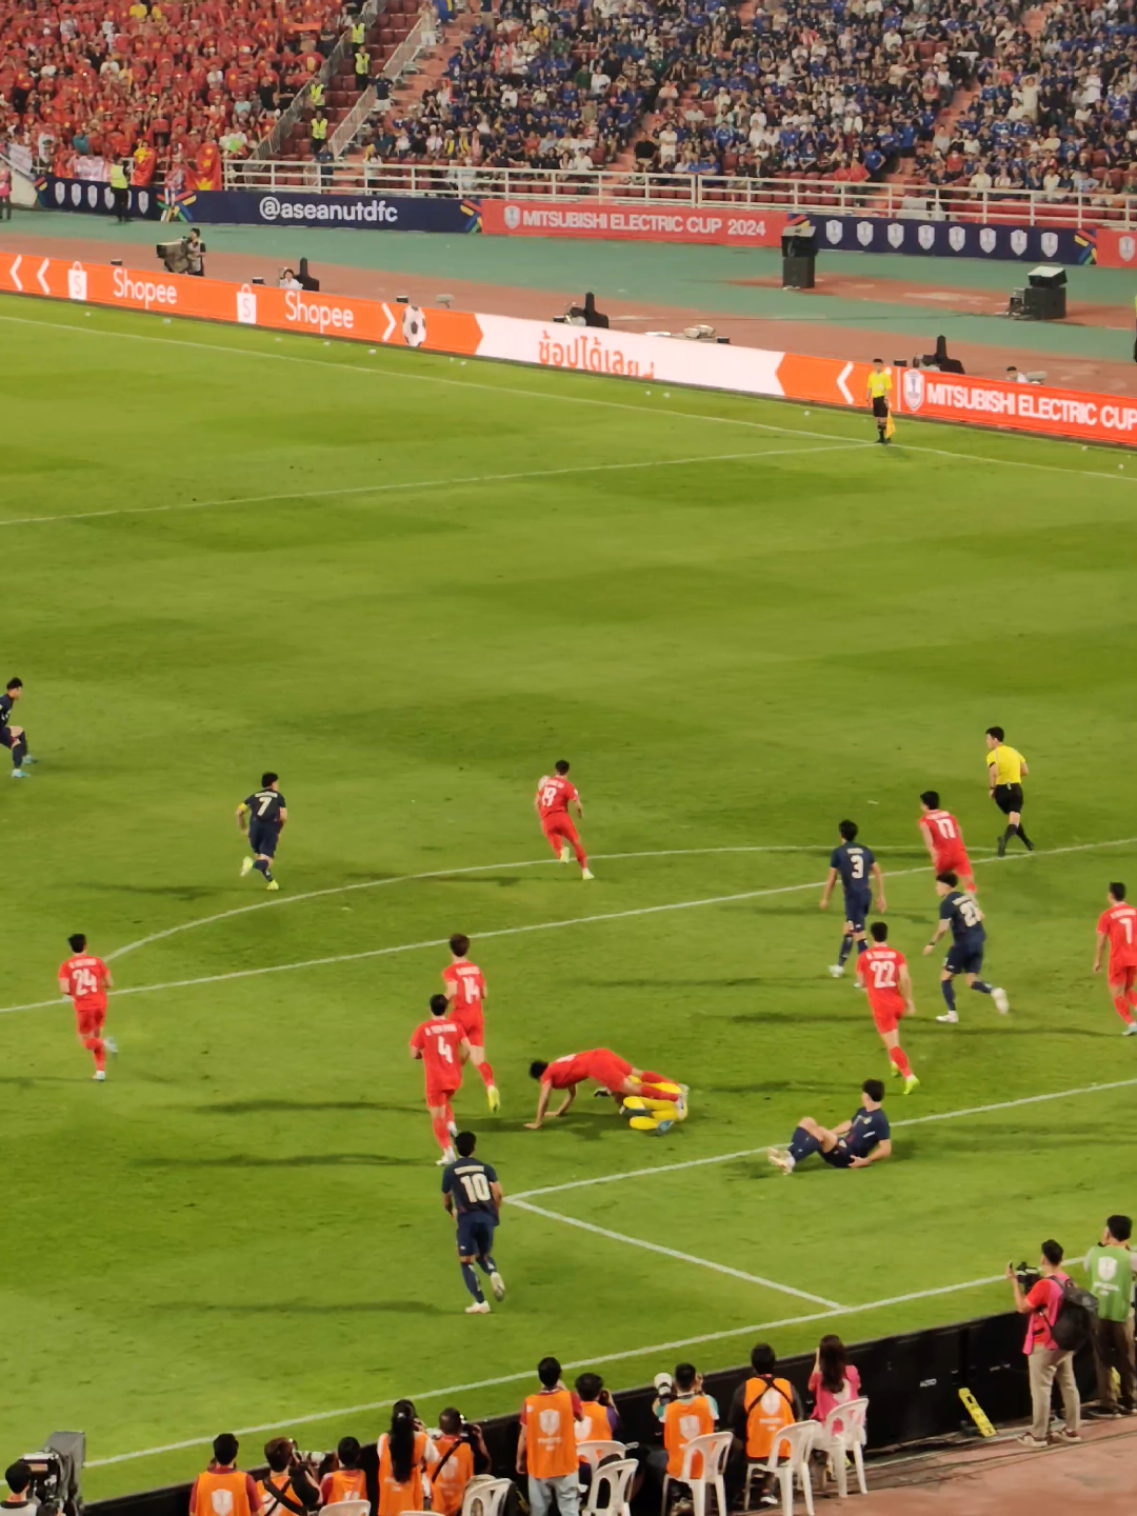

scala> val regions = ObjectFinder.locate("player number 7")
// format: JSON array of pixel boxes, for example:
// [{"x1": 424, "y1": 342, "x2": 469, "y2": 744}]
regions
[{"x1": 256, "y1": 794, "x2": 275, "y2": 816}]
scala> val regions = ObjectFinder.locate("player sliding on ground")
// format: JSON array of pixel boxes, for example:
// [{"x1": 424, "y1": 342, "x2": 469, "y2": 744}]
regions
[
  {"x1": 442, "y1": 933, "x2": 500, "y2": 1112},
  {"x1": 237, "y1": 771, "x2": 286, "y2": 891},
  {"x1": 856, "y1": 922, "x2": 920, "y2": 1094},
  {"x1": 918, "y1": 791, "x2": 976, "y2": 893},
  {"x1": 535, "y1": 760, "x2": 593, "y2": 879},
  {"x1": 1093, "y1": 883, "x2": 1137, "y2": 1036},
  {"x1": 768, "y1": 1078, "x2": 891, "y2": 1174},
  {"x1": 925, "y1": 872, "x2": 1010, "y2": 1023},
  {"x1": 59, "y1": 933, "x2": 117, "y2": 1081},
  {"x1": 821, "y1": 819, "x2": 886, "y2": 977},
  {"x1": 527, "y1": 1049, "x2": 688, "y2": 1133}
]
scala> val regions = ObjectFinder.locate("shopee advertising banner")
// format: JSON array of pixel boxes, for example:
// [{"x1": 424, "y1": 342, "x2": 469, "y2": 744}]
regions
[
  {"x1": 480, "y1": 198, "x2": 787, "y2": 247},
  {"x1": 2, "y1": 250, "x2": 1136, "y2": 446}
]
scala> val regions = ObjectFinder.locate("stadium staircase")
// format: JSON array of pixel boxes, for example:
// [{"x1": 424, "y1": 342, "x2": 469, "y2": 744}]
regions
[{"x1": 379, "y1": 11, "x2": 480, "y2": 126}]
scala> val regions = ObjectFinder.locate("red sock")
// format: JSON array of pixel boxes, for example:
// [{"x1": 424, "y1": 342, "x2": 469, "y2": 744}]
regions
[
  {"x1": 639, "y1": 1081, "x2": 678, "y2": 1101},
  {"x1": 546, "y1": 831, "x2": 563, "y2": 858},
  {"x1": 431, "y1": 1114, "x2": 452, "y2": 1152},
  {"x1": 84, "y1": 1035, "x2": 106, "y2": 1072},
  {"x1": 642, "y1": 1069, "x2": 667, "y2": 1083},
  {"x1": 477, "y1": 1060, "x2": 496, "y2": 1088},
  {"x1": 1112, "y1": 994, "x2": 1135, "y2": 1025},
  {"x1": 889, "y1": 1046, "x2": 912, "y2": 1078}
]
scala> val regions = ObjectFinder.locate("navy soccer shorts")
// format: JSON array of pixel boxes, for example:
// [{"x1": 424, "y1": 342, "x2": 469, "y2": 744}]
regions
[
  {"x1": 945, "y1": 941, "x2": 984, "y2": 976},
  {"x1": 248, "y1": 821, "x2": 280, "y2": 857},
  {"x1": 456, "y1": 1214, "x2": 496, "y2": 1258},
  {"x1": 843, "y1": 890, "x2": 872, "y2": 931}
]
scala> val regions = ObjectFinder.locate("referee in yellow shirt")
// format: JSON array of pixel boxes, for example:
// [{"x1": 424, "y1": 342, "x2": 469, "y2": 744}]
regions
[
  {"x1": 985, "y1": 725, "x2": 1032, "y2": 856},
  {"x1": 866, "y1": 359, "x2": 893, "y2": 444}
]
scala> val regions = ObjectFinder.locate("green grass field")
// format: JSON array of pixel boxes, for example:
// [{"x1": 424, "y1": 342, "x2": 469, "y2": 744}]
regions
[{"x1": 1, "y1": 291, "x2": 1135, "y2": 1498}]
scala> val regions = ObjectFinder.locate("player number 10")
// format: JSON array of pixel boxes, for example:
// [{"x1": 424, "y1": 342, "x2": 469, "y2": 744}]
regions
[{"x1": 460, "y1": 1172, "x2": 492, "y2": 1203}]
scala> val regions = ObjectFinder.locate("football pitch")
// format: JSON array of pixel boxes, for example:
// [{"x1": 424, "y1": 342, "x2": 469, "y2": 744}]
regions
[{"x1": 1, "y1": 291, "x2": 1135, "y2": 1498}]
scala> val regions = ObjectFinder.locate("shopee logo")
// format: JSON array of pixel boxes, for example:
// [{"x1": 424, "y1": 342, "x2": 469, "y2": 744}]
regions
[
  {"x1": 112, "y1": 267, "x2": 178, "y2": 309},
  {"x1": 284, "y1": 290, "x2": 356, "y2": 333}
]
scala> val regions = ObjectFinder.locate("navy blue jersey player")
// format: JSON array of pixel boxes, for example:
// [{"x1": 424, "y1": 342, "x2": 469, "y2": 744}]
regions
[
  {"x1": 925, "y1": 871, "x2": 1009, "y2": 1023},
  {"x1": 0, "y1": 677, "x2": 35, "y2": 779},
  {"x1": 236, "y1": 772, "x2": 287, "y2": 891},
  {"x1": 821, "y1": 820, "x2": 886, "y2": 977},
  {"x1": 441, "y1": 1131, "x2": 506, "y2": 1315}
]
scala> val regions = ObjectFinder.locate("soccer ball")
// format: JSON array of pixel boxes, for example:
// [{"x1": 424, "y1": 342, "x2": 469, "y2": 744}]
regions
[{"x1": 403, "y1": 305, "x2": 428, "y2": 349}]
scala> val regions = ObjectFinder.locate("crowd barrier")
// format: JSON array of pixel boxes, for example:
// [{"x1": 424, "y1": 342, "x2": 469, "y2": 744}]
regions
[
  {"x1": 85, "y1": 1311, "x2": 1093, "y2": 1516},
  {"x1": 3, "y1": 250, "x2": 1137, "y2": 447}
]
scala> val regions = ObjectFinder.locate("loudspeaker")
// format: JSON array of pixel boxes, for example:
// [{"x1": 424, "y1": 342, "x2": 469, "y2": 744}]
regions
[
  {"x1": 782, "y1": 254, "x2": 816, "y2": 289},
  {"x1": 1023, "y1": 285, "x2": 1065, "y2": 320}
]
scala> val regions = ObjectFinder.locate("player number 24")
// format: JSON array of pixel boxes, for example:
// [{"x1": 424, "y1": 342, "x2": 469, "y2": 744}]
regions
[
  {"x1": 958, "y1": 898, "x2": 982, "y2": 928},
  {"x1": 460, "y1": 1172, "x2": 493, "y2": 1204},
  {"x1": 73, "y1": 968, "x2": 100, "y2": 996}
]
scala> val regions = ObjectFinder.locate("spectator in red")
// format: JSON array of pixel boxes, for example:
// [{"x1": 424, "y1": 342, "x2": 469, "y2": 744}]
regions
[{"x1": 1008, "y1": 1241, "x2": 1081, "y2": 1449}]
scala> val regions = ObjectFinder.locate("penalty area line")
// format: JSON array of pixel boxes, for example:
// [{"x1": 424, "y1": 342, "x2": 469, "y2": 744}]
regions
[
  {"x1": 2, "y1": 835, "x2": 1134, "y2": 1018},
  {"x1": 83, "y1": 1270, "x2": 1004, "y2": 1469}
]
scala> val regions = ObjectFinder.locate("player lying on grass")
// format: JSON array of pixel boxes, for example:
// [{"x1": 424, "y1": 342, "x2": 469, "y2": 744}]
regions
[
  {"x1": 925, "y1": 872, "x2": 1009, "y2": 1023},
  {"x1": 821, "y1": 820, "x2": 886, "y2": 977},
  {"x1": 855, "y1": 922, "x2": 919, "y2": 1094},
  {"x1": 1093, "y1": 882, "x2": 1137, "y2": 1036},
  {"x1": 768, "y1": 1078, "x2": 891, "y2": 1174},
  {"x1": 526, "y1": 1048, "x2": 687, "y2": 1131},
  {"x1": 918, "y1": 791, "x2": 976, "y2": 893}
]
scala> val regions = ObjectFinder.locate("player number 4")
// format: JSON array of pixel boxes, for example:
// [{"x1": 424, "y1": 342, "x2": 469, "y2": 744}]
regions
[
  {"x1": 437, "y1": 1040, "x2": 454, "y2": 1064},
  {"x1": 460, "y1": 1172, "x2": 492, "y2": 1203}
]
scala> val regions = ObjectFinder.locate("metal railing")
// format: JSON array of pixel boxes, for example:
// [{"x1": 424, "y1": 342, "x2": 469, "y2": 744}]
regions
[
  {"x1": 329, "y1": 13, "x2": 434, "y2": 156},
  {"x1": 219, "y1": 161, "x2": 1137, "y2": 226},
  {"x1": 254, "y1": 0, "x2": 384, "y2": 160}
]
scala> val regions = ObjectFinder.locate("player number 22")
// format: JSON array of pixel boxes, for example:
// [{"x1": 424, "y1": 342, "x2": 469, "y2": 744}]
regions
[
  {"x1": 460, "y1": 1172, "x2": 492, "y2": 1203},
  {"x1": 869, "y1": 960, "x2": 896, "y2": 989}
]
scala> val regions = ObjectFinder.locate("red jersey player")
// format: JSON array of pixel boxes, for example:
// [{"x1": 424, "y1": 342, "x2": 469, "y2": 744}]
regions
[
  {"x1": 535, "y1": 759, "x2": 593, "y2": 880},
  {"x1": 410, "y1": 993, "x2": 471, "y2": 1163},
  {"x1": 526, "y1": 1048, "x2": 686, "y2": 1129},
  {"x1": 1093, "y1": 883, "x2": 1137, "y2": 1035},
  {"x1": 855, "y1": 922, "x2": 919, "y2": 1093},
  {"x1": 58, "y1": 932, "x2": 116, "y2": 1080},
  {"x1": 918, "y1": 792, "x2": 975, "y2": 893},
  {"x1": 442, "y1": 933, "x2": 500, "y2": 1112}
]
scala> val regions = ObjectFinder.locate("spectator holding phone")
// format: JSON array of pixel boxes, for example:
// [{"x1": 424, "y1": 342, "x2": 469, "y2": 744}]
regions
[
  {"x1": 808, "y1": 1336, "x2": 862, "y2": 1424},
  {"x1": 258, "y1": 1439, "x2": 321, "y2": 1516}
]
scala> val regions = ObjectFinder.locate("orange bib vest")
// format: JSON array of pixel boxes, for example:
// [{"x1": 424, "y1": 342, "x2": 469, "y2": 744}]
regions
[{"x1": 524, "y1": 1388, "x2": 578, "y2": 1478}]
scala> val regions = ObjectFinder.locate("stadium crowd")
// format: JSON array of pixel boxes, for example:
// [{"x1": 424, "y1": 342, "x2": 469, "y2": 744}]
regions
[{"x1": 0, "y1": 0, "x2": 347, "y2": 188}]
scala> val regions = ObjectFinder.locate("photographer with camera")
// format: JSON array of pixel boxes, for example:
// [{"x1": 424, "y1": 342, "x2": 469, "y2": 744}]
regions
[
  {"x1": 257, "y1": 1440, "x2": 321, "y2": 1516},
  {"x1": 319, "y1": 1437, "x2": 367, "y2": 1505},
  {"x1": 1007, "y1": 1241, "x2": 1082, "y2": 1448},
  {"x1": 430, "y1": 1409, "x2": 488, "y2": 1516},
  {"x1": 2, "y1": 1461, "x2": 38, "y2": 1516}
]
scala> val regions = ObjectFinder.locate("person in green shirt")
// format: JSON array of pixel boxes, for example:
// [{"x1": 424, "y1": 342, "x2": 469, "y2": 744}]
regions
[{"x1": 1083, "y1": 1214, "x2": 1136, "y2": 1417}]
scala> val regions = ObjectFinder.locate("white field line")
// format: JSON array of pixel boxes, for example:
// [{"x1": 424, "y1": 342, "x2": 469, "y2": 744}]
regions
[
  {"x1": 1, "y1": 309, "x2": 1134, "y2": 487},
  {"x1": 0, "y1": 443, "x2": 866, "y2": 531},
  {"x1": 83, "y1": 1270, "x2": 1005, "y2": 1469},
  {"x1": 2, "y1": 835, "x2": 1132, "y2": 1018},
  {"x1": 508, "y1": 1198, "x2": 842, "y2": 1307},
  {"x1": 510, "y1": 1074, "x2": 1137, "y2": 1202}
]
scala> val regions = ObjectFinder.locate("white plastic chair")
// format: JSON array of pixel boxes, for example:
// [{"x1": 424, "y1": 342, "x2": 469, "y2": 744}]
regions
[
  {"x1": 461, "y1": 1478, "x2": 513, "y2": 1516},
  {"x1": 755, "y1": 1421, "x2": 819, "y2": 1516},
  {"x1": 660, "y1": 1430, "x2": 732, "y2": 1516},
  {"x1": 576, "y1": 1439, "x2": 626, "y2": 1469},
  {"x1": 814, "y1": 1398, "x2": 869, "y2": 1498},
  {"x1": 321, "y1": 1503, "x2": 370, "y2": 1516},
  {"x1": 582, "y1": 1457, "x2": 636, "y2": 1516}
]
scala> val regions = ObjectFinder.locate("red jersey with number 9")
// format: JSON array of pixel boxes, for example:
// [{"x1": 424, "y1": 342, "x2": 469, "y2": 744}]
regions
[
  {"x1": 59, "y1": 953, "x2": 110, "y2": 1012},
  {"x1": 1098, "y1": 904, "x2": 1137, "y2": 971},
  {"x1": 536, "y1": 774, "x2": 578, "y2": 819},
  {"x1": 410, "y1": 1017, "x2": 464, "y2": 1092},
  {"x1": 859, "y1": 946, "x2": 907, "y2": 1015}
]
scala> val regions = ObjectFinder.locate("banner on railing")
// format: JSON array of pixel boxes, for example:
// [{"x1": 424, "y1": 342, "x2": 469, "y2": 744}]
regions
[
  {"x1": 480, "y1": 199, "x2": 786, "y2": 247},
  {"x1": 3, "y1": 250, "x2": 1135, "y2": 447},
  {"x1": 1095, "y1": 227, "x2": 1137, "y2": 269},
  {"x1": 37, "y1": 176, "x2": 484, "y2": 233}
]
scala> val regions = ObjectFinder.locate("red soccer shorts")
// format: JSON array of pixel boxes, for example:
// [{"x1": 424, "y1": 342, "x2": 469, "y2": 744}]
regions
[
  {"x1": 1109, "y1": 964, "x2": 1137, "y2": 993},
  {"x1": 76, "y1": 1005, "x2": 106, "y2": 1037},
  {"x1": 542, "y1": 814, "x2": 581, "y2": 845},
  {"x1": 870, "y1": 996, "x2": 904, "y2": 1035},
  {"x1": 452, "y1": 1006, "x2": 485, "y2": 1045},
  {"x1": 935, "y1": 846, "x2": 972, "y2": 878},
  {"x1": 425, "y1": 1080, "x2": 461, "y2": 1110}
]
